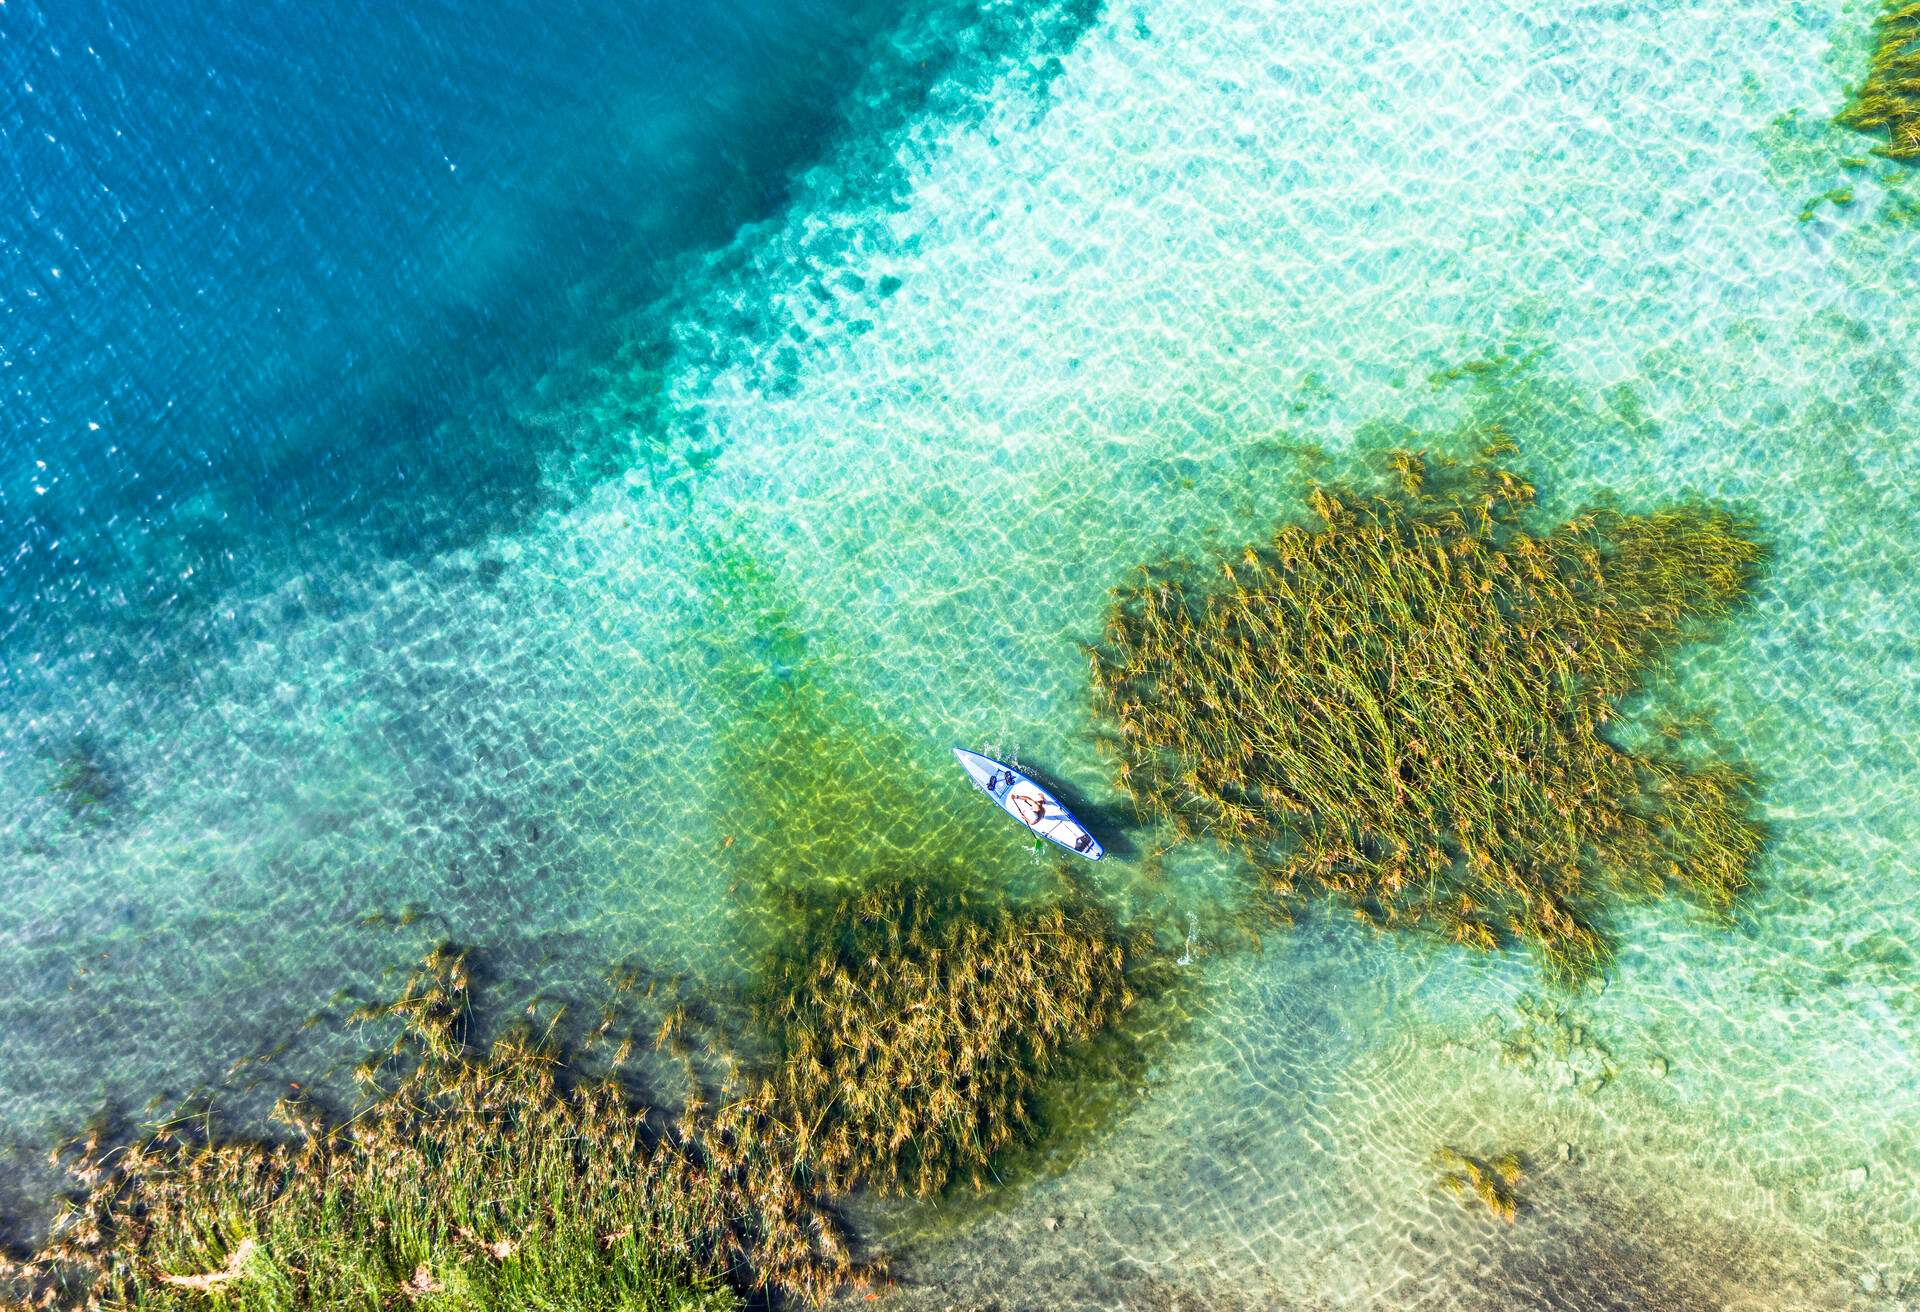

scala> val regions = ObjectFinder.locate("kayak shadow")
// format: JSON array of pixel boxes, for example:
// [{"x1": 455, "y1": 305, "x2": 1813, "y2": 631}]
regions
[{"x1": 1013, "y1": 757, "x2": 1143, "y2": 863}]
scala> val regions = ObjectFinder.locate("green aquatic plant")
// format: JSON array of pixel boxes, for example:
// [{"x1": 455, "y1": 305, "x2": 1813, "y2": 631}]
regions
[
  {"x1": 1839, "y1": 1, "x2": 1920, "y2": 160},
  {"x1": 1089, "y1": 445, "x2": 1764, "y2": 978},
  {"x1": 3, "y1": 872, "x2": 1154, "y2": 1308},
  {"x1": 753, "y1": 877, "x2": 1139, "y2": 1197},
  {"x1": 698, "y1": 536, "x2": 1061, "y2": 964},
  {"x1": 1798, "y1": 186, "x2": 1859, "y2": 221},
  {"x1": 2, "y1": 945, "x2": 863, "y2": 1311},
  {"x1": 1433, "y1": 1147, "x2": 1525, "y2": 1223},
  {"x1": 45, "y1": 738, "x2": 119, "y2": 823},
  {"x1": 689, "y1": 540, "x2": 1155, "y2": 1198}
]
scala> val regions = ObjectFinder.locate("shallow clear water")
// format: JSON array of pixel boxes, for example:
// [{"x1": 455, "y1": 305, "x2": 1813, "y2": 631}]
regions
[{"x1": 4, "y1": 0, "x2": 1918, "y2": 1306}]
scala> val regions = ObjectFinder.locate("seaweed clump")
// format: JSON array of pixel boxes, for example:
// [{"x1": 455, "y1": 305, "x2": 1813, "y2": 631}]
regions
[
  {"x1": 1433, "y1": 1147, "x2": 1525, "y2": 1223},
  {"x1": 2, "y1": 946, "x2": 860, "y2": 1311},
  {"x1": 2, "y1": 880, "x2": 1151, "y2": 1309},
  {"x1": 46, "y1": 738, "x2": 120, "y2": 824},
  {"x1": 1089, "y1": 447, "x2": 1764, "y2": 978},
  {"x1": 1839, "y1": 2, "x2": 1920, "y2": 160},
  {"x1": 754, "y1": 879, "x2": 1138, "y2": 1197}
]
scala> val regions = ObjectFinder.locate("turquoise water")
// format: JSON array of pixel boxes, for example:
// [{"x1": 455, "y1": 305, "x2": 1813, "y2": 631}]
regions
[{"x1": 4, "y1": 0, "x2": 1919, "y2": 1306}]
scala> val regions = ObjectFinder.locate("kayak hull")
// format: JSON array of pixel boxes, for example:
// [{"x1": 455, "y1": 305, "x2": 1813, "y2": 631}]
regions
[{"x1": 953, "y1": 747, "x2": 1105, "y2": 860}]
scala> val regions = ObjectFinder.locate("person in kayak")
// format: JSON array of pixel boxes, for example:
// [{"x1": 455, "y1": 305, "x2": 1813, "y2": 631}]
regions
[{"x1": 1010, "y1": 790, "x2": 1046, "y2": 825}]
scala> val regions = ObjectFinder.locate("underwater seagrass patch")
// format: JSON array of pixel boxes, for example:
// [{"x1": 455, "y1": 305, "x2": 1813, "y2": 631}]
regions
[
  {"x1": 1089, "y1": 445, "x2": 1765, "y2": 978},
  {"x1": 1840, "y1": 1, "x2": 1920, "y2": 160},
  {"x1": 3, "y1": 944, "x2": 861, "y2": 1312},
  {"x1": 1432, "y1": 1147, "x2": 1525, "y2": 1224},
  {"x1": 754, "y1": 878, "x2": 1139, "y2": 1197}
]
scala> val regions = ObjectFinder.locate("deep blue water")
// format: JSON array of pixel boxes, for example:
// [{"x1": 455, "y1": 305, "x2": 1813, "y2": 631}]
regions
[
  {"x1": 1, "y1": 0, "x2": 947, "y2": 659},
  {"x1": 0, "y1": 0, "x2": 1104, "y2": 1234}
]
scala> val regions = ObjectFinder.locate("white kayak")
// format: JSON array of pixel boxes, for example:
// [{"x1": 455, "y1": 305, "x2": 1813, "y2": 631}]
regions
[{"x1": 953, "y1": 747, "x2": 1105, "y2": 860}]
